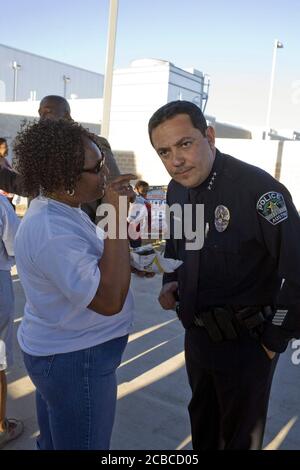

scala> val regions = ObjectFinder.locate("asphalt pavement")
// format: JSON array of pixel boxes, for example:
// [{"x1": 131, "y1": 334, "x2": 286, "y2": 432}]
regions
[{"x1": 4, "y1": 272, "x2": 300, "y2": 450}]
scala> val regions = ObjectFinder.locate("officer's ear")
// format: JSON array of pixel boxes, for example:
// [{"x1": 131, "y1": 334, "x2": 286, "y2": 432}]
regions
[{"x1": 206, "y1": 126, "x2": 215, "y2": 151}]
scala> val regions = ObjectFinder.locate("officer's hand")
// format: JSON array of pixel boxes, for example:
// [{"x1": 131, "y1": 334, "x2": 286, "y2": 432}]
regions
[
  {"x1": 158, "y1": 282, "x2": 178, "y2": 310},
  {"x1": 261, "y1": 343, "x2": 276, "y2": 360}
]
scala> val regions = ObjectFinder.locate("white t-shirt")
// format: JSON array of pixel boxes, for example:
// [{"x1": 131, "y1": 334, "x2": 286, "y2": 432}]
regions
[
  {"x1": 0, "y1": 194, "x2": 20, "y2": 270},
  {"x1": 15, "y1": 196, "x2": 134, "y2": 356}
]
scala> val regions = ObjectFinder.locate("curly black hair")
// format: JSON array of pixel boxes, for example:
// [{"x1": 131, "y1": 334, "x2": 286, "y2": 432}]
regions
[{"x1": 13, "y1": 119, "x2": 98, "y2": 197}]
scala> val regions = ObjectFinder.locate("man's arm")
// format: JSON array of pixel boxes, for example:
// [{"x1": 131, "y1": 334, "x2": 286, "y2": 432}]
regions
[
  {"x1": 0, "y1": 167, "x2": 25, "y2": 195},
  {"x1": 256, "y1": 184, "x2": 300, "y2": 353},
  {"x1": 1, "y1": 203, "x2": 20, "y2": 256}
]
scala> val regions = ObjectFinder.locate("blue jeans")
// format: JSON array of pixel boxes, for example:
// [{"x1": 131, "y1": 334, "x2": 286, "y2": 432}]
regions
[
  {"x1": 0, "y1": 270, "x2": 14, "y2": 370},
  {"x1": 23, "y1": 335, "x2": 128, "y2": 450}
]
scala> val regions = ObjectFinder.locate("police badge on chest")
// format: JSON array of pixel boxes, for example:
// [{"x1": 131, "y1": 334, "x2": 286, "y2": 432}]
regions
[{"x1": 214, "y1": 205, "x2": 230, "y2": 232}]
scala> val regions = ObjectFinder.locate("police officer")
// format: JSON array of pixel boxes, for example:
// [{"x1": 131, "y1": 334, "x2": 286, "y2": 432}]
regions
[
  {"x1": 0, "y1": 95, "x2": 120, "y2": 223},
  {"x1": 148, "y1": 100, "x2": 300, "y2": 450}
]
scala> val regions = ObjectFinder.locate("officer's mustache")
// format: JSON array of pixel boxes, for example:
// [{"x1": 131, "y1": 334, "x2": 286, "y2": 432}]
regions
[{"x1": 173, "y1": 167, "x2": 193, "y2": 175}]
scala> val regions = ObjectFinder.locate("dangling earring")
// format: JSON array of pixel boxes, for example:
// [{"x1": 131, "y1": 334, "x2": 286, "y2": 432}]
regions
[{"x1": 67, "y1": 189, "x2": 75, "y2": 197}]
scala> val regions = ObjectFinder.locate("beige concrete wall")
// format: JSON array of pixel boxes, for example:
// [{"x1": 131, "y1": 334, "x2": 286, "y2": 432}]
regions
[
  {"x1": 279, "y1": 141, "x2": 300, "y2": 209},
  {"x1": 113, "y1": 150, "x2": 139, "y2": 177},
  {"x1": 216, "y1": 139, "x2": 300, "y2": 210}
]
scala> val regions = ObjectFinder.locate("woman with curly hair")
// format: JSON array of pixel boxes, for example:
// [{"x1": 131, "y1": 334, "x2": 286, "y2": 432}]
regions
[{"x1": 13, "y1": 119, "x2": 135, "y2": 450}]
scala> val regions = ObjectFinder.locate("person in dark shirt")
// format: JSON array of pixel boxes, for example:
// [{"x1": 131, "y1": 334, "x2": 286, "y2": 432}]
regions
[
  {"x1": 148, "y1": 100, "x2": 300, "y2": 450},
  {"x1": 0, "y1": 138, "x2": 10, "y2": 166},
  {"x1": 0, "y1": 96, "x2": 120, "y2": 222},
  {"x1": 0, "y1": 138, "x2": 15, "y2": 208}
]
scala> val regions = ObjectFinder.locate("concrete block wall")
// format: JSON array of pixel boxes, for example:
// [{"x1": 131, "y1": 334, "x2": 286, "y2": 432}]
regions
[{"x1": 113, "y1": 150, "x2": 138, "y2": 177}]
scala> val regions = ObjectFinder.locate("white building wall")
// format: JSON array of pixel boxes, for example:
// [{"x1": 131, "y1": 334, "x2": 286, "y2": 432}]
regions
[
  {"x1": 0, "y1": 101, "x2": 40, "y2": 118},
  {"x1": 279, "y1": 141, "x2": 300, "y2": 210},
  {"x1": 0, "y1": 99, "x2": 103, "y2": 125},
  {"x1": 215, "y1": 139, "x2": 279, "y2": 177},
  {"x1": 65, "y1": 99, "x2": 103, "y2": 124},
  {"x1": 215, "y1": 139, "x2": 300, "y2": 210},
  {"x1": 108, "y1": 59, "x2": 204, "y2": 184},
  {"x1": 0, "y1": 44, "x2": 103, "y2": 102},
  {"x1": 108, "y1": 60, "x2": 170, "y2": 182},
  {"x1": 168, "y1": 66, "x2": 204, "y2": 104}
]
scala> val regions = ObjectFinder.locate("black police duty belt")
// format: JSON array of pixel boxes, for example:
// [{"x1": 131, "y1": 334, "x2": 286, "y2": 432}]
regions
[{"x1": 189, "y1": 305, "x2": 274, "y2": 343}]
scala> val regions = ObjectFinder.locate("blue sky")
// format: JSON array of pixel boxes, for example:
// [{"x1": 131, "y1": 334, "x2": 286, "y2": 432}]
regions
[{"x1": 1, "y1": 0, "x2": 299, "y2": 129}]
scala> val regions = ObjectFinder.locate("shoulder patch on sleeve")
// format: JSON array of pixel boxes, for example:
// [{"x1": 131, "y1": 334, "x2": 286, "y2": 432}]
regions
[{"x1": 256, "y1": 191, "x2": 288, "y2": 225}]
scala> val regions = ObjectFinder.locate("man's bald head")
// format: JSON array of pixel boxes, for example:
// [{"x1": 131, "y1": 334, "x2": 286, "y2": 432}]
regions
[{"x1": 38, "y1": 95, "x2": 71, "y2": 121}]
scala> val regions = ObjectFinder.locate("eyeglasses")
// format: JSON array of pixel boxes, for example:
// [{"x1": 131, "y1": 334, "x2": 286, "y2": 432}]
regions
[{"x1": 82, "y1": 155, "x2": 106, "y2": 174}]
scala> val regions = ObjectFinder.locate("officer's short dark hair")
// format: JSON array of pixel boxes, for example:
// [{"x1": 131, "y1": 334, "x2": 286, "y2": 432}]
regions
[
  {"x1": 0, "y1": 137, "x2": 7, "y2": 145},
  {"x1": 148, "y1": 100, "x2": 208, "y2": 145}
]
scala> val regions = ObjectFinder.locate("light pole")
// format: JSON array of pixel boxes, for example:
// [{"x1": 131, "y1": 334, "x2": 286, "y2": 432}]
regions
[
  {"x1": 202, "y1": 74, "x2": 210, "y2": 113},
  {"x1": 63, "y1": 75, "x2": 71, "y2": 98},
  {"x1": 101, "y1": 0, "x2": 119, "y2": 139},
  {"x1": 12, "y1": 61, "x2": 21, "y2": 101},
  {"x1": 265, "y1": 39, "x2": 284, "y2": 139}
]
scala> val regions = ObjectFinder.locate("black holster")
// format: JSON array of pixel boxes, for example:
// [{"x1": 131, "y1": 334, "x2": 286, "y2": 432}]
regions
[
  {"x1": 200, "y1": 307, "x2": 239, "y2": 342},
  {"x1": 235, "y1": 305, "x2": 274, "y2": 339},
  {"x1": 195, "y1": 306, "x2": 273, "y2": 343}
]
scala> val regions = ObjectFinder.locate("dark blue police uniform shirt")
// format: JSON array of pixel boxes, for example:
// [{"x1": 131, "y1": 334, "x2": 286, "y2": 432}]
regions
[{"x1": 163, "y1": 149, "x2": 300, "y2": 352}]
